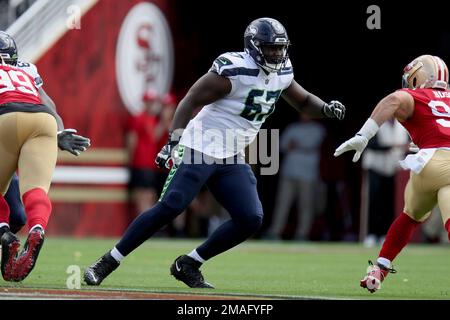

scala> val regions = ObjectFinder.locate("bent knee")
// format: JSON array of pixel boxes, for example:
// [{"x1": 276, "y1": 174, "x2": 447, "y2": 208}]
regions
[
  {"x1": 160, "y1": 190, "x2": 188, "y2": 213},
  {"x1": 403, "y1": 209, "x2": 430, "y2": 223},
  {"x1": 236, "y1": 212, "x2": 263, "y2": 233}
]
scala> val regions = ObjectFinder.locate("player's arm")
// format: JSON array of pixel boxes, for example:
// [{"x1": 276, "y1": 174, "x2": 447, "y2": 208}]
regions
[
  {"x1": 281, "y1": 79, "x2": 345, "y2": 120},
  {"x1": 369, "y1": 90, "x2": 414, "y2": 124},
  {"x1": 38, "y1": 87, "x2": 64, "y2": 131},
  {"x1": 334, "y1": 90, "x2": 414, "y2": 162},
  {"x1": 169, "y1": 71, "x2": 231, "y2": 138},
  {"x1": 38, "y1": 87, "x2": 91, "y2": 156},
  {"x1": 155, "y1": 71, "x2": 231, "y2": 169}
]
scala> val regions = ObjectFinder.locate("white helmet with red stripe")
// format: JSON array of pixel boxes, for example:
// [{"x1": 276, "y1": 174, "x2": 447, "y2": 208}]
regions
[{"x1": 402, "y1": 55, "x2": 448, "y2": 90}]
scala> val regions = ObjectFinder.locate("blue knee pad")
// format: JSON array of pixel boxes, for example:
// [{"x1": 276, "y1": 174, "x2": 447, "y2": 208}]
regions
[
  {"x1": 160, "y1": 190, "x2": 187, "y2": 213},
  {"x1": 159, "y1": 168, "x2": 205, "y2": 213}
]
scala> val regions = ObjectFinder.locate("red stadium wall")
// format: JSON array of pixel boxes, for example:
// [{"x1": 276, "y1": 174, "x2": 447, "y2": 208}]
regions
[{"x1": 34, "y1": 0, "x2": 175, "y2": 237}]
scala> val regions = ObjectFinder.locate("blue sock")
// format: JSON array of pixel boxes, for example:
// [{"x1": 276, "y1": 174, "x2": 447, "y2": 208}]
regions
[
  {"x1": 196, "y1": 220, "x2": 257, "y2": 260},
  {"x1": 116, "y1": 202, "x2": 178, "y2": 256}
]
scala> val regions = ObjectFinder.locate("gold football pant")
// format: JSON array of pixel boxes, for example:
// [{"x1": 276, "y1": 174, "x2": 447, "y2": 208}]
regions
[
  {"x1": 0, "y1": 112, "x2": 57, "y2": 196},
  {"x1": 404, "y1": 149, "x2": 450, "y2": 225}
]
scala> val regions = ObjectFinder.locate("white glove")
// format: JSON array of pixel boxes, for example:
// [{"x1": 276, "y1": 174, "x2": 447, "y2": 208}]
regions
[
  {"x1": 334, "y1": 134, "x2": 369, "y2": 162},
  {"x1": 409, "y1": 142, "x2": 419, "y2": 153},
  {"x1": 334, "y1": 118, "x2": 379, "y2": 162}
]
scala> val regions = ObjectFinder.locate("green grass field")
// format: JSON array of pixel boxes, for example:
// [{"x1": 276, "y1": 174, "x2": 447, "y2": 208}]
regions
[{"x1": 4, "y1": 237, "x2": 450, "y2": 299}]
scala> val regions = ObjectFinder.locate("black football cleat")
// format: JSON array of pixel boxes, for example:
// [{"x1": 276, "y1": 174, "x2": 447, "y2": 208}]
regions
[
  {"x1": 170, "y1": 255, "x2": 214, "y2": 289},
  {"x1": 13, "y1": 227, "x2": 45, "y2": 281},
  {"x1": 1, "y1": 230, "x2": 20, "y2": 281},
  {"x1": 84, "y1": 251, "x2": 119, "y2": 285}
]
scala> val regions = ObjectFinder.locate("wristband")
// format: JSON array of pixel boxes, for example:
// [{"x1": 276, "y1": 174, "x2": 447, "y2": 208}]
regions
[{"x1": 357, "y1": 118, "x2": 379, "y2": 139}]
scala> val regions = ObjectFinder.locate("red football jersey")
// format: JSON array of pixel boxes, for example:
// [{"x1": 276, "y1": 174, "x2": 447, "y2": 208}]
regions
[
  {"x1": 400, "y1": 88, "x2": 450, "y2": 148},
  {"x1": 0, "y1": 64, "x2": 42, "y2": 105},
  {"x1": 127, "y1": 112, "x2": 168, "y2": 170}
]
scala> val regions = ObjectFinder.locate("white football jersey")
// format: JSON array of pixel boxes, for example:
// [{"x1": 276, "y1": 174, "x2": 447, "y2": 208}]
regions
[
  {"x1": 180, "y1": 52, "x2": 294, "y2": 159},
  {"x1": 16, "y1": 60, "x2": 43, "y2": 88}
]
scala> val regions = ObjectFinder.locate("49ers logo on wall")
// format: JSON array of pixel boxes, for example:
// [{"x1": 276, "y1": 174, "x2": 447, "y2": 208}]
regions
[{"x1": 116, "y1": 2, "x2": 173, "y2": 115}]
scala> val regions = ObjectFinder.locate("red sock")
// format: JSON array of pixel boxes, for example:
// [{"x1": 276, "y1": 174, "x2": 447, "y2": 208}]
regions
[
  {"x1": 0, "y1": 195, "x2": 9, "y2": 225},
  {"x1": 379, "y1": 213, "x2": 420, "y2": 262},
  {"x1": 22, "y1": 188, "x2": 52, "y2": 231},
  {"x1": 445, "y1": 219, "x2": 450, "y2": 242}
]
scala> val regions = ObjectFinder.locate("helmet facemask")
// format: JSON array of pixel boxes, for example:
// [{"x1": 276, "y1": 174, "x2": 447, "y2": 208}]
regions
[
  {"x1": 0, "y1": 53, "x2": 17, "y2": 66},
  {"x1": 254, "y1": 41, "x2": 290, "y2": 73},
  {"x1": 0, "y1": 31, "x2": 18, "y2": 66},
  {"x1": 402, "y1": 60, "x2": 422, "y2": 89}
]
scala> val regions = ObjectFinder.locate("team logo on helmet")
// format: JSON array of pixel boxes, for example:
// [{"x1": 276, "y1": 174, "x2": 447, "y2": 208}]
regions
[
  {"x1": 244, "y1": 25, "x2": 258, "y2": 37},
  {"x1": 403, "y1": 60, "x2": 418, "y2": 72}
]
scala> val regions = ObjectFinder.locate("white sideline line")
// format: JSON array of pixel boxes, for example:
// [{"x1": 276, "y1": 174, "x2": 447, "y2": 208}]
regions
[{"x1": 52, "y1": 166, "x2": 129, "y2": 184}]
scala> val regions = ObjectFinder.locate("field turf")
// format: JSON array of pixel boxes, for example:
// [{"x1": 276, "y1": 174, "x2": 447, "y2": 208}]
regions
[{"x1": 2, "y1": 237, "x2": 450, "y2": 300}]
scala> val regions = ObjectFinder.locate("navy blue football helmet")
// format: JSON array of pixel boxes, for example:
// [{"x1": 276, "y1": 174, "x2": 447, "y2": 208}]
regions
[
  {"x1": 244, "y1": 18, "x2": 290, "y2": 72},
  {"x1": 0, "y1": 31, "x2": 18, "y2": 66}
]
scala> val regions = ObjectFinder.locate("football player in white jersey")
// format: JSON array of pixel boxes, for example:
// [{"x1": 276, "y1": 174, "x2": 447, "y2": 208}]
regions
[
  {"x1": 85, "y1": 17, "x2": 346, "y2": 288},
  {"x1": 0, "y1": 31, "x2": 90, "y2": 250}
]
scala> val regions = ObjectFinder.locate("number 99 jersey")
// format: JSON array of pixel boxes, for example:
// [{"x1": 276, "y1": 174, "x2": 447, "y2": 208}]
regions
[
  {"x1": 179, "y1": 51, "x2": 294, "y2": 159},
  {"x1": 0, "y1": 61, "x2": 42, "y2": 106},
  {"x1": 400, "y1": 88, "x2": 450, "y2": 149}
]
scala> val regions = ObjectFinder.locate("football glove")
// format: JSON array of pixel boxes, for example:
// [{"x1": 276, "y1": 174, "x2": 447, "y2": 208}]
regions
[
  {"x1": 409, "y1": 142, "x2": 419, "y2": 153},
  {"x1": 57, "y1": 128, "x2": 91, "y2": 156},
  {"x1": 323, "y1": 100, "x2": 346, "y2": 120},
  {"x1": 334, "y1": 118, "x2": 379, "y2": 162},
  {"x1": 155, "y1": 134, "x2": 180, "y2": 170},
  {"x1": 334, "y1": 134, "x2": 368, "y2": 162}
]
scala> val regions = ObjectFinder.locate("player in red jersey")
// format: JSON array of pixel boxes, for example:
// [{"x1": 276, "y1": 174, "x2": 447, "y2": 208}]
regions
[
  {"x1": 0, "y1": 31, "x2": 90, "y2": 238},
  {"x1": 334, "y1": 54, "x2": 450, "y2": 293},
  {"x1": 0, "y1": 31, "x2": 90, "y2": 282}
]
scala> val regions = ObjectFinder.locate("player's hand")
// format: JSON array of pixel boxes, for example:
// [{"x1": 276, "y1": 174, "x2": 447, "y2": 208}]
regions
[
  {"x1": 155, "y1": 136, "x2": 179, "y2": 170},
  {"x1": 57, "y1": 128, "x2": 91, "y2": 156},
  {"x1": 323, "y1": 100, "x2": 346, "y2": 120},
  {"x1": 334, "y1": 134, "x2": 368, "y2": 162}
]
